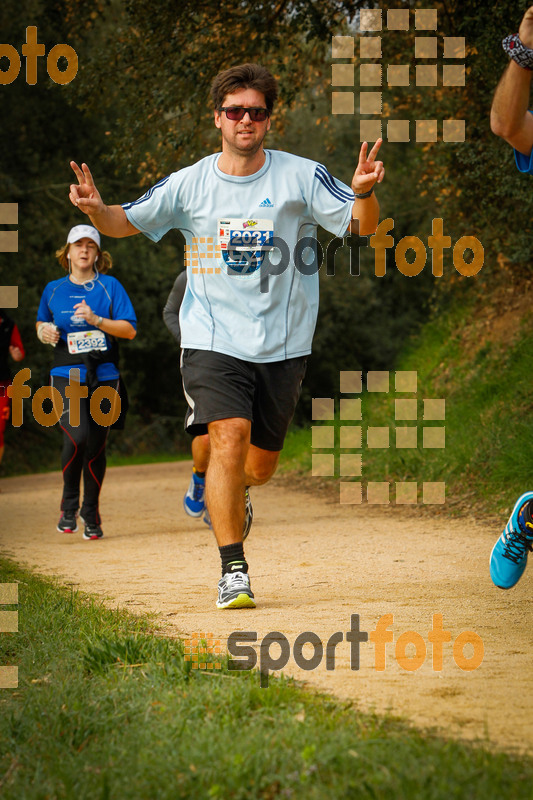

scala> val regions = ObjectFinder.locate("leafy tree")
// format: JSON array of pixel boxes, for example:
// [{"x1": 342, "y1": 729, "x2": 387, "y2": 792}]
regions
[{"x1": 2, "y1": 0, "x2": 530, "y2": 471}]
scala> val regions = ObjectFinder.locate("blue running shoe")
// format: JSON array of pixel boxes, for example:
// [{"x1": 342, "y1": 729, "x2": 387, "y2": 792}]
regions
[
  {"x1": 184, "y1": 470, "x2": 206, "y2": 517},
  {"x1": 490, "y1": 492, "x2": 533, "y2": 589}
]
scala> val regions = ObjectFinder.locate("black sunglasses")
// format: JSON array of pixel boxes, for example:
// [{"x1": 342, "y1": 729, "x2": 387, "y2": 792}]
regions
[{"x1": 219, "y1": 106, "x2": 269, "y2": 122}]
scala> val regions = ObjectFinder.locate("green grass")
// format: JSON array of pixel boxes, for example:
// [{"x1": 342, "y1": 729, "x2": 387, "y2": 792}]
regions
[
  {"x1": 1, "y1": 558, "x2": 532, "y2": 799},
  {"x1": 278, "y1": 425, "x2": 312, "y2": 473},
  {"x1": 277, "y1": 293, "x2": 533, "y2": 517},
  {"x1": 1, "y1": 445, "x2": 190, "y2": 476},
  {"x1": 106, "y1": 451, "x2": 189, "y2": 468},
  {"x1": 357, "y1": 295, "x2": 533, "y2": 516}
]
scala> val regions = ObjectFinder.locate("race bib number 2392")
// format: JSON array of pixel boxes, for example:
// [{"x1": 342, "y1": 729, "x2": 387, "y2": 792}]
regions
[{"x1": 67, "y1": 329, "x2": 107, "y2": 354}]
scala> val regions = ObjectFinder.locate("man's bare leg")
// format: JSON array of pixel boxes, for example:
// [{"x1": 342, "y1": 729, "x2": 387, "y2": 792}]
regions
[
  {"x1": 206, "y1": 417, "x2": 251, "y2": 546},
  {"x1": 244, "y1": 444, "x2": 280, "y2": 486},
  {"x1": 191, "y1": 433, "x2": 210, "y2": 472},
  {"x1": 207, "y1": 417, "x2": 258, "y2": 608}
]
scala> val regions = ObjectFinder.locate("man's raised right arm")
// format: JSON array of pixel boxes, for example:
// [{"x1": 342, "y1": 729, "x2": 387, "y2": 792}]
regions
[
  {"x1": 69, "y1": 161, "x2": 139, "y2": 238},
  {"x1": 491, "y1": 63, "x2": 533, "y2": 155},
  {"x1": 490, "y1": 6, "x2": 533, "y2": 156}
]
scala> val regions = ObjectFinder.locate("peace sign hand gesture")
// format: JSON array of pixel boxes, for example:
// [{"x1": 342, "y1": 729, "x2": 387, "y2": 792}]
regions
[
  {"x1": 351, "y1": 139, "x2": 385, "y2": 195},
  {"x1": 69, "y1": 161, "x2": 105, "y2": 216}
]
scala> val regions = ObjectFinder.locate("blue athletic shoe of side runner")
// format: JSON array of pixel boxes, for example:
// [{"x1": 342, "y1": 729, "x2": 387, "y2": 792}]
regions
[
  {"x1": 183, "y1": 471, "x2": 206, "y2": 518},
  {"x1": 490, "y1": 492, "x2": 533, "y2": 589}
]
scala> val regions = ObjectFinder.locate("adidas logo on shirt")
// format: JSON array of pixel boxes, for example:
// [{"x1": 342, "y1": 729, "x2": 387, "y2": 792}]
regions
[{"x1": 259, "y1": 198, "x2": 274, "y2": 207}]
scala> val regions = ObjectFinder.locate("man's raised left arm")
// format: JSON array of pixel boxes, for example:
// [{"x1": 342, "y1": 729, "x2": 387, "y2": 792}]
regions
[{"x1": 349, "y1": 139, "x2": 384, "y2": 236}]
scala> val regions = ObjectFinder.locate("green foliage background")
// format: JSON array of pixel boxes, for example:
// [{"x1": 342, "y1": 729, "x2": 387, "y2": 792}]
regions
[{"x1": 1, "y1": 0, "x2": 531, "y2": 474}]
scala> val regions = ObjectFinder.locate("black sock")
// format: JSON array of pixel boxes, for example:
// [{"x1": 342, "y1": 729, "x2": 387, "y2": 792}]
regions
[
  {"x1": 219, "y1": 542, "x2": 248, "y2": 575},
  {"x1": 194, "y1": 468, "x2": 206, "y2": 479}
]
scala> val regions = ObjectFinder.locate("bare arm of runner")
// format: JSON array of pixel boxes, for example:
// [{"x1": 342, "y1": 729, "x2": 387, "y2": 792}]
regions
[
  {"x1": 69, "y1": 161, "x2": 140, "y2": 238},
  {"x1": 491, "y1": 6, "x2": 533, "y2": 155}
]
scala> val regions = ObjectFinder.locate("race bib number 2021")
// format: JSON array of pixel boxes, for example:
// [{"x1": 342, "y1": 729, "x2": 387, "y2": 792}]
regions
[{"x1": 218, "y1": 218, "x2": 274, "y2": 275}]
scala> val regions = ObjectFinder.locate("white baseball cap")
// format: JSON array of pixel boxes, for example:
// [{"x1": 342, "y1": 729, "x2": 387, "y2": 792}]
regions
[{"x1": 67, "y1": 224, "x2": 101, "y2": 248}]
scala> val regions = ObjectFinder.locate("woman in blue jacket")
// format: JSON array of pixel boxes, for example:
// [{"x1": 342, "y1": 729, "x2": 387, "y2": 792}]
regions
[{"x1": 36, "y1": 225, "x2": 137, "y2": 539}]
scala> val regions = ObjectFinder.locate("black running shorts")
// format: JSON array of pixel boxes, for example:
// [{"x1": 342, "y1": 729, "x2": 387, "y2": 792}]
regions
[{"x1": 180, "y1": 349, "x2": 307, "y2": 452}]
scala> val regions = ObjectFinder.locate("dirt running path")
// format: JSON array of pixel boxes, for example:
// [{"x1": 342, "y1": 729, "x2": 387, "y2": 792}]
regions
[{"x1": 1, "y1": 462, "x2": 532, "y2": 753}]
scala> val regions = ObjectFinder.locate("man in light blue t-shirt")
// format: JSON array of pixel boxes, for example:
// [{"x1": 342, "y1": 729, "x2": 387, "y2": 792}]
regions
[
  {"x1": 490, "y1": 8, "x2": 533, "y2": 591},
  {"x1": 68, "y1": 63, "x2": 385, "y2": 609}
]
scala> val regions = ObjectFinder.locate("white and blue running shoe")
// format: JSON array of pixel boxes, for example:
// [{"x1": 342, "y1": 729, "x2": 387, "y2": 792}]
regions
[
  {"x1": 490, "y1": 492, "x2": 533, "y2": 589},
  {"x1": 183, "y1": 470, "x2": 206, "y2": 517},
  {"x1": 243, "y1": 489, "x2": 253, "y2": 540}
]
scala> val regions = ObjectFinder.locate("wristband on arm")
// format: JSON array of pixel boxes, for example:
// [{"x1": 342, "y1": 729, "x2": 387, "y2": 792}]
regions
[
  {"x1": 502, "y1": 33, "x2": 533, "y2": 71},
  {"x1": 354, "y1": 187, "x2": 375, "y2": 199}
]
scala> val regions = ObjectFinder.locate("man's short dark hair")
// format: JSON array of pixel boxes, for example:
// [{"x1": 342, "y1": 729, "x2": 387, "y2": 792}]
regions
[{"x1": 210, "y1": 64, "x2": 278, "y2": 114}]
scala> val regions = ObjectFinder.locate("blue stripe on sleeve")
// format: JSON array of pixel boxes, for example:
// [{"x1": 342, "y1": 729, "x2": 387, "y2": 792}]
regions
[
  {"x1": 121, "y1": 175, "x2": 171, "y2": 210},
  {"x1": 315, "y1": 166, "x2": 355, "y2": 203}
]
